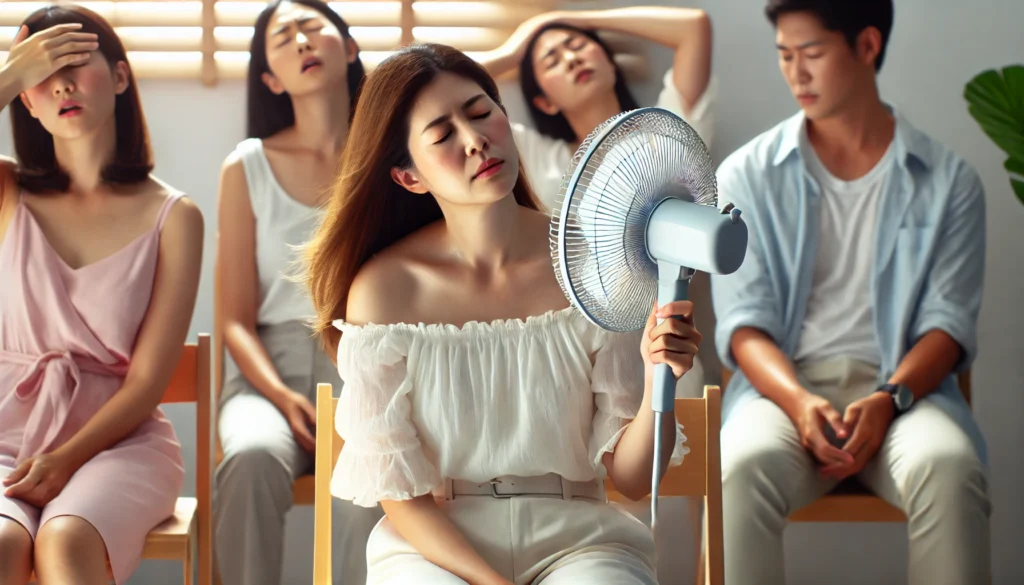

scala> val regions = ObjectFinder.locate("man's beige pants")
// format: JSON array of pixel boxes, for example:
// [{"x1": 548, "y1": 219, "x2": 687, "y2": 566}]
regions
[{"x1": 721, "y1": 358, "x2": 991, "y2": 585}]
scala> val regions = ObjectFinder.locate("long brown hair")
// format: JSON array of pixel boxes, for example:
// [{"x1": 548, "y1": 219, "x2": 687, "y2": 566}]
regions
[
  {"x1": 305, "y1": 43, "x2": 542, "y2": 356},
  {"x1": 11, "y1": 4, "x2": 152, "y2": 193}
]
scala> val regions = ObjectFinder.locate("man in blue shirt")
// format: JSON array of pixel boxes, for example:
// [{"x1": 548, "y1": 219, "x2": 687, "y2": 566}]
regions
[{"x1": 710, "y1": 1, "x2": 991, "y2": 583}]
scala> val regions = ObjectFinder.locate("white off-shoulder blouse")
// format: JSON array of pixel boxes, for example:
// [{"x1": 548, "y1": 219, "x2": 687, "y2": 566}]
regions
[{"x1": 330, "y1": 307, "x2": 689, "y2": 508}]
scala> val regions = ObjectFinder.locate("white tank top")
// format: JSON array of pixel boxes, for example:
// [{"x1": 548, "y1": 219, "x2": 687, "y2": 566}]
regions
[{"x1": 234, "y1": 138, "x2": 324, "y2": 326}]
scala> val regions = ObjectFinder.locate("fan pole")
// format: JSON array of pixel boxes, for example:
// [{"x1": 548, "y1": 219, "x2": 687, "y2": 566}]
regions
[{"x1": 650, "y1": 261, "x2": 692, "y2": 538}]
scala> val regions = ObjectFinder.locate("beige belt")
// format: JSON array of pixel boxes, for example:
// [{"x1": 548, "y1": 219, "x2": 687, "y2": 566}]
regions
[{"x1": 442, "y1": 473, "x2": 605, "y2": 501}]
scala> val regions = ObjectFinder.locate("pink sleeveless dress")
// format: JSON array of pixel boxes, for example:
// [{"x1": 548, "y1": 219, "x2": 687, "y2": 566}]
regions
[{"x1": 0, "y1": 193, "x2": 186, "y2": 584}]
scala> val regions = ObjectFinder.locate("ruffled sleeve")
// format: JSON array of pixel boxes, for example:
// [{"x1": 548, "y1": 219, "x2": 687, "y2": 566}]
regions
[
  {"x1": 583, "y1": 324, "x2": 689, "y2": 472},
  {"x1": 329, "y1": 322, "x2": 442, "y2": 507}
]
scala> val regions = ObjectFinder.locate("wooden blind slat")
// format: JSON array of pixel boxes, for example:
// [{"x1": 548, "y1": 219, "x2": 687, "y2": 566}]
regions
[
  {"x1": 413, "y1": 2, "x2": 544, "y2": 27},
  {"x1": 0, "y1": 2, "x2": 204, "y2": 27},
  {"x1": 0, "y1": 0, "x2": 648, "y2": 86},
  {"x1": 215, "y1": 1, "x2": 403, "y2": 27}
]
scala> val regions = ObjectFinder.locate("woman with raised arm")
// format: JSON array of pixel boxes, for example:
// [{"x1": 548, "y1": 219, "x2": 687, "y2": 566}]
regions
[
  {"x1": 482, "y1": 5, "x2": 719, "y2": 418},
  {"x1": 304, "y1": 43, "x2": 699, "y2": 585},
  {"x1": 479, "y1": 4, "x2": 720, "y2": 422},
  {"x1": 481, "y1": 6, "x2": 715, "y2": 209},
  {"x1": 212, "y1": 1, "x2": 381, "y2": 584},
  {"x1": 0, "y1": 5, "x2": 204, "y2": 585}
]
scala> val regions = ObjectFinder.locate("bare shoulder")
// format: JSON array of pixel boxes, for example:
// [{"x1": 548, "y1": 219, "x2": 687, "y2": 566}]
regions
[
  {"x1": 219, "y1": 147, "x2": 244, "y2": 173},
  {"x1": 145, "y1": 178, "x2": 204, "y2": 238},
  {"x1": 163, "y1": 194, "x2": 205, "y2": 236},
  {"x1": 345, "y1": 222, "x2": 446, "y2": 326},
  {"x1": 348, "y1": 252, "x2": 415, "y2": 327},
  {"x1": 218, "y1": 148, "x2": 248, "y2": 191},
  {"x1": 346, "y1": 249, "x2": 418, "y2": 327},
  {"x1": 216, "y1": 149, "x2": 253, "y2": 209}
]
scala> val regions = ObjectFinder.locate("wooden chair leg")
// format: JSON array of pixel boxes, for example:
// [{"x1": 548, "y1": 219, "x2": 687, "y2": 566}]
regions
[
  {"x1": 689, "y1": 498, "x2": 705, "y2": 585},
  {"x1": 184, "y1": 544, "x2": 194, "y2": 585},
  {"x1": 692, "y1": 508, "x2": 708, "y2": 585}
]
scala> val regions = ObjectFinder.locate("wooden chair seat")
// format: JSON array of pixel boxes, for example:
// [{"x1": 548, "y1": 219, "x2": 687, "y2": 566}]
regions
[
  {"x1": 292, "y1": 474, "x2": 316, "y2": 504},
  {"x1": 788, "y1": 480, "x2": 906, "y2": 523},
  {"x1": 144, "y1": 497, "x2": 200, "y2": 559}
]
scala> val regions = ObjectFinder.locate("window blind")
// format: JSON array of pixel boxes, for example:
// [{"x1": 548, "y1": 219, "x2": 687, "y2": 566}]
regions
[{"x1": 0, "y1": 0, "x2": 647, "y2": 86}]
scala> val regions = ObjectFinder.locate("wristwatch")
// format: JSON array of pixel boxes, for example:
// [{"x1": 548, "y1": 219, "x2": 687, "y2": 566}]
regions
[{"x1": 876, "y1": 383, "x2": 914, "y2": 416}]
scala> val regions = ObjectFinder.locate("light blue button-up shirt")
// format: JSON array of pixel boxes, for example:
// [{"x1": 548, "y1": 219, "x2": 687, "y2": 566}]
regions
[{"x1": 710, "y1": 107, "x2": 988, "y2": 464}]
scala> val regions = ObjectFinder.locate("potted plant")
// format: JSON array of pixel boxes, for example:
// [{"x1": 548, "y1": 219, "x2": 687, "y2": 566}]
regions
[{"x1": 964, "y1": 64, "x2": 1024, "y2": 206}]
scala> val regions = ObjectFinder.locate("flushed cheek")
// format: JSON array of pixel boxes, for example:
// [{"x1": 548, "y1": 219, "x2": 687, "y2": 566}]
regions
[
  {"x1": 583, "y1": 46, "x2": 609, "y2": 69},
  {"x1": 540, "y1": 71, "x2": 571, "y2": 101},
  {"x1": 22, "y1": 88, "x2": 49, "y2": 112},
  {"x1": 420, "y1": 150, "x2": 465, "y2": 187}
]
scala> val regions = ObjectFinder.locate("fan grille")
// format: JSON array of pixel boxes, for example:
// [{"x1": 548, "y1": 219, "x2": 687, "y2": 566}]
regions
[{"x1": 549, "y1": 108, "x2": 718, "y2": 332}]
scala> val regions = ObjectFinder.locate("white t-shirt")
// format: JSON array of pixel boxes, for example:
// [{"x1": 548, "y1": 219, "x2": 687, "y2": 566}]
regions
[
  {"x1": 793, "y1": 126, "x2": 895, "y2": 366},
  {"x1": 511, "y1": 68, "x2": 718, "y2": 211}
]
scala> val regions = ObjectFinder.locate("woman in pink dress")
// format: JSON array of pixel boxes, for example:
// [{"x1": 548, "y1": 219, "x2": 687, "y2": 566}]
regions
[{"x1": 0, "y1": 5, "x2": 204, "y2": 585}]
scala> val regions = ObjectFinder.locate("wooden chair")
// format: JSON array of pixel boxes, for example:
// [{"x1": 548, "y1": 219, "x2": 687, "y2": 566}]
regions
[
  {"x1": 29, "y1": 334, "x2": 214, "y2": 585},
  {"x1": 312, "y1": 383, "x2": 342, "y2": 585},
  {"x1": 312, "y1": 383, "x2": 724, "y2": 585}
]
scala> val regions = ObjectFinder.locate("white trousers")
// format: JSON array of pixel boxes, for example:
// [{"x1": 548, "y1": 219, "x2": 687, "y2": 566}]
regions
[
  {"x1": 721, "y1": 358, "x2": 991, "y2": 585},
  {"x1": 366, "y1": 494, "x2": 659, "y2": 584}
]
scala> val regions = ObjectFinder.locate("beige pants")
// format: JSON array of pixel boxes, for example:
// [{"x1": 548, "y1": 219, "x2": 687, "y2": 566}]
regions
[
  {"x1": 366, "y1": 493, "x2": 659, "y2": 584},
  {"x1": 215, "y1": 321, "x2": 383, "y2": 585},
  {"x1": 721, "y1": 358, "x2": 991, "y2": 585}
]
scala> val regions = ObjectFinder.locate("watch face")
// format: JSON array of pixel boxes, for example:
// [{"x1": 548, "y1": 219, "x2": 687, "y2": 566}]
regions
[{"x1": 894, "y1": 385, "x2": 914, "y2": 410}]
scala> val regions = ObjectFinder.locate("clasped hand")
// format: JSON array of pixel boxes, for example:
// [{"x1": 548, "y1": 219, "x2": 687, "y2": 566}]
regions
[{"x1": 793, "y1": 391, "x2": 895, "y2": 480}]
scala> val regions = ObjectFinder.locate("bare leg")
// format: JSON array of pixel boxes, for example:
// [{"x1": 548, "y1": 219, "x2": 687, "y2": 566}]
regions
[
  {"x1": 0, "y1": 517, "x2": 33, "y2": 585},
  {"x1": 34, "y1": 516, "x2": 109, "y2": 585}
]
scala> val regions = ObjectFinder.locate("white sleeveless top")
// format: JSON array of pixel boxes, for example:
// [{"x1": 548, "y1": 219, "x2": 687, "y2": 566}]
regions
[
  {"x1": 328, "y1": 307, "x2": 689, "y2": 508},
  {"x1": 234, "y1": 138, "x2": 324, "y2": 325}
]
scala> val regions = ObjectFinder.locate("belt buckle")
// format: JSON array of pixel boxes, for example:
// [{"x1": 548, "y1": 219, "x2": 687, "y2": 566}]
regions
[{"x1": 489, "y1": 478, "x2": 515, "y2": 498}]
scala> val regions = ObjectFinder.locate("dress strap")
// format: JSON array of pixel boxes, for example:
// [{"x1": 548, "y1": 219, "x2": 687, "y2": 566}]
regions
[{"x1": 154, "y1": 193, "x2": 184, "y2": 230}]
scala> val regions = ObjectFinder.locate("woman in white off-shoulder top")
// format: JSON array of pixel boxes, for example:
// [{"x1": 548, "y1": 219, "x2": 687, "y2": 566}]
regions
[{"x1": 304, "y1": 44, "x2": 701, "y2": 585}]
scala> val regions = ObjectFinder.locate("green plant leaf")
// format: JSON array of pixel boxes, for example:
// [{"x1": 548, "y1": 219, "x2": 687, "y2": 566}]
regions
[
  {"x1": 965, "y1": 64, "x2": 1024, "y2": 207},
  {"x1": 1006, "y1": 156, "x2": 1024, "y2": 176},
  {"x1": 1012, "y1": 178, "x2": 1024, "y2": 206},
  {"x1": 1005, "y1": 65, "x2": 1024, "y2": 109}
]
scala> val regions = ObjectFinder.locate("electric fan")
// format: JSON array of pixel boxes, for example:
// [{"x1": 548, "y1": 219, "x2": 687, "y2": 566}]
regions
[{"x1": 549, "y1": 107, "x2": 748, "y2": 534}]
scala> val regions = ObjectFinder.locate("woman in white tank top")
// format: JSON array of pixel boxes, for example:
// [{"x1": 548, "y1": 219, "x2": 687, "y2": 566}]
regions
[{"x1": 212, "y1": 2, "x2": 382, "y2": 584}]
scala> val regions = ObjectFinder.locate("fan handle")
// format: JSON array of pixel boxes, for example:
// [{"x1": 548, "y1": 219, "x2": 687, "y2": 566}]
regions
[{"x1": 652, "y1": 261, "x2": 693, "y2": 413}]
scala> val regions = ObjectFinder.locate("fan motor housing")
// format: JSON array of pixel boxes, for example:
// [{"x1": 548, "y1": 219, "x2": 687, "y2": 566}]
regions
[{"x1": 645, "y1": 197, "x2": 748, "y2": 276}]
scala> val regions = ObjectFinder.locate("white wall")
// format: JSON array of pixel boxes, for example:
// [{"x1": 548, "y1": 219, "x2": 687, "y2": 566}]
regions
[{"x1": 1, "y1": 0, "x2": 1021, "y2": 583}]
